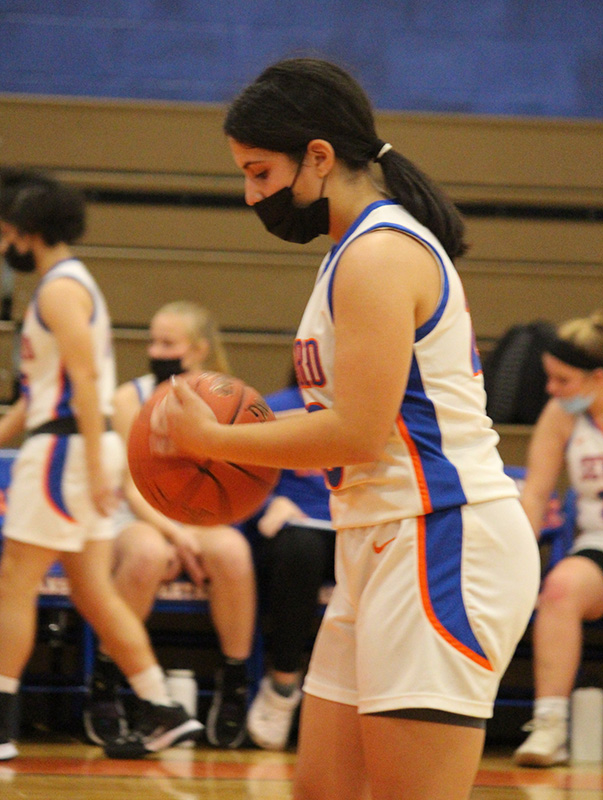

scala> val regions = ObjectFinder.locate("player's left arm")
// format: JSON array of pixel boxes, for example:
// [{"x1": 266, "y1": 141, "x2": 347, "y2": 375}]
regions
[{"x1": 38, "y1": 277, "x2": 116, "y2": 516}]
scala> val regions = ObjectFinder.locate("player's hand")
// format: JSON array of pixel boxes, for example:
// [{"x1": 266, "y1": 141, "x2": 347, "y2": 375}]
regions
[
  {"x1": 88, "y1": 467, "x2": 119, "y2": 517},
  {"x1": 170, "y1": 526, "x2": 207, "y2": 585},
  {"x1": 150, "y1": 376, "x2": 217, "y2": 459},
  {"x1": 258, "y1": 495, "x2": 307, "y2": 537}
]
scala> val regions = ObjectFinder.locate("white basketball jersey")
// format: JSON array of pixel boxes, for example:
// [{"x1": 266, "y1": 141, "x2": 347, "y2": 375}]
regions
[
  {"x1": 295, "y1": 200, "x2": 517, "y2": 529},
  {"x1": 566, "y1": 413, "x2": 603, "y2": 539},
  {"x1": 19, "y1": 258, "x2": 117, "y2": 429},
  {"x1": 132, "y1": 373, "x2": 156, "y2": 405}
]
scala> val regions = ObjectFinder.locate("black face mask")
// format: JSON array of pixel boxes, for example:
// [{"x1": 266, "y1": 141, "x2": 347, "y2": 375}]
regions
[
  {"x1": 253, "y1": 187, "x2": 329, "y2": 244},
  {"x1": 150, "y1": 358, "x2": 186, "y2": 385},
  {"x1": 3, "y1": 244, "x2": 36, "y2": 273}
]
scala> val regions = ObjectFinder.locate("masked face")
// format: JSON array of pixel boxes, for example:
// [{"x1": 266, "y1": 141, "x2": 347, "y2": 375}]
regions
[
  {"x1": 558, "y1": 393, "x2": 595, "y2": 415},
  {"x1": 253, "y1": 186, "x2": 330, "y2": 244},
  {"x1": 149, "y1": 357, "x2": 186, "y2": 385},
  {"x1": 3, "y1": 244, "x2": 36, "y2": 273}
]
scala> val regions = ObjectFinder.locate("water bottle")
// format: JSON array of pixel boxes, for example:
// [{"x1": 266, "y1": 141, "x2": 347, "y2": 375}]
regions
[
  {"x1": 166, "y1": 669, "x2": 198, "y2": 718},
  {"x1": 571, "y1": 687, "x2": 603, "y2": 763}
]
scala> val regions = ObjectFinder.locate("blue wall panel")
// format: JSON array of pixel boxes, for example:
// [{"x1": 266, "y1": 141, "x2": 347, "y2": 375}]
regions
[{"x1": 0, "y1": 1, "x2": 601, "y2": 118}]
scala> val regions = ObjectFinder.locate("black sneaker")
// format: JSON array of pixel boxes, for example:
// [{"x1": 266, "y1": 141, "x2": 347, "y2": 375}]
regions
[
  {"x1": 0, "y1": 692, "x2": 18, "y2": 761},
  {"x1": 83, "y1": 694, "x2": 129, "y2": 746},
  {"x1": 84, "y1": 653, "x2": 128, "y2": 745},
  {"x1": 205, "y1": 669, "x2": 249, "y2": 749},
  {"x1": 104, "y1": 699, "x2": 203, "y2": 759}
]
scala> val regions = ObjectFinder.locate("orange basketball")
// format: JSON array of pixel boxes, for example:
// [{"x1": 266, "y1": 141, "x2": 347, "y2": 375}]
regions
[{"x1": 127, "y1": 370, "x2": 281, "y2": 526}]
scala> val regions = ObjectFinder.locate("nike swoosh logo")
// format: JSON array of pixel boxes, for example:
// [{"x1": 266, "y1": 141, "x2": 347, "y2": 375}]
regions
[{"x1": 372, "y1": 536, "x2": 396, "y2": 554}]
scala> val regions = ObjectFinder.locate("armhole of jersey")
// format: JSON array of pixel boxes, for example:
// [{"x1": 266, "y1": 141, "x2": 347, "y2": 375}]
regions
[{"x1": 326, "y1": 222, "x2": 450, "y2": 336}]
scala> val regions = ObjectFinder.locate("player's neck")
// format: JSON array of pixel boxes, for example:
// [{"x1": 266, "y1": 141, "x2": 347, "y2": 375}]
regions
[{"x1": 35, "y1": 242, "x2": 73, "y2": 276}]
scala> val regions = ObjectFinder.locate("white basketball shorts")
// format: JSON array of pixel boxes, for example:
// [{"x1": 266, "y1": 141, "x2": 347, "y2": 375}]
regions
[
  {"x1": 4, "y1": 431, "x2": 125, "y2": 552},
  {"x1": 303, "y1": 497, "x2": 540, "y2": 718}
]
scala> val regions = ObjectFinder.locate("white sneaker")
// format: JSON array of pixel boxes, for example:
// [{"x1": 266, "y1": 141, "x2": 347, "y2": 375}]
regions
[
  {"x1": 247, "y1": 677, "x2": 302, "y2": 751},
  {"x1": 0, "y1": 742, "x2": 18, "y2": 761},
  {"x1": 513, "y1": 714, "x2": 569, "y2": 767}
]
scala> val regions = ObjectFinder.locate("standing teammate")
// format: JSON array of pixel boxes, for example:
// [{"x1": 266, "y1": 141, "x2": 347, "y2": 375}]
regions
[
  {"x1": 0, "y1": 170, "x2": 201, "y2": 760},
  {"x1": 150, "y1": 59, "x2": 540, "y2": 799},
  {"x1": 514, "y1": 311, "x2": 603, "y2": 766}
]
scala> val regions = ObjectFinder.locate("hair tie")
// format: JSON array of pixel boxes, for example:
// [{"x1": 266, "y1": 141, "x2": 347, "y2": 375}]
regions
[{"x1": 374, "y1": 142, "x2": 393, "y2": 162}]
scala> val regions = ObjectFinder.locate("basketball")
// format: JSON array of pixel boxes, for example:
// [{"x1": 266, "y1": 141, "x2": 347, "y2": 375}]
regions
[{"x1": 127, "y1": 370, "x2": 281, "y2": 526}]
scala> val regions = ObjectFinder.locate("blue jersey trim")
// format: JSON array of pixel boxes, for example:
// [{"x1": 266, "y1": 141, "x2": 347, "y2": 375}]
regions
[
  {"x1": 424, "y1": 507, "x2": 488, "y2": 662},
  {"x1": 402, "y1": 355, "x2": 467, "y2": 509},
  {"x1": 46, "y1": 436, "x2": 75, "y2": 521},
  {"x1": 325, "y1": 205, "x2": 449, "y2": 329}
]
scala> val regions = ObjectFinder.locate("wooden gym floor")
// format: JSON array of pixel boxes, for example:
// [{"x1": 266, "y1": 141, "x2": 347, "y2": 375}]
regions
[{"x1": 2, "y1": 737, "x2": 603, "y2": 799}]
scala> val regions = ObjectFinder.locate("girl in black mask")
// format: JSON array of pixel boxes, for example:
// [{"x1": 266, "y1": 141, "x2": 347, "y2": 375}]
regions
[
  {"x1": 85, "y1": 300, "x2": 256, "y2": 752},
  {"x1": 152, "y1": 58, "x2": 539, "y2": 799}
]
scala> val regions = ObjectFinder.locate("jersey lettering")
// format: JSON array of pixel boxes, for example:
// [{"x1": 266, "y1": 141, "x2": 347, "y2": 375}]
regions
[
  {"x1": 581, "y1": 456, "x2": 603, "y2": 481},
  {"x1": 20, "y1": 334, "x2": 35, "y2": 360},
  {"x1": 294, "y1": 338, "x2": 326, "y2": 388}
]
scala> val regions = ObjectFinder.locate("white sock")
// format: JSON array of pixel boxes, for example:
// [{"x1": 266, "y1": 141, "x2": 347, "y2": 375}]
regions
[
  {"x1": 128, "y1": 665, "x2": 171, "y2": 705},
  {"x1": 534, "y1": 696, "x2": 569, "y2": 720},
  {"x1": 0, "y1": 675, "x2": 19, "y2": 694}
]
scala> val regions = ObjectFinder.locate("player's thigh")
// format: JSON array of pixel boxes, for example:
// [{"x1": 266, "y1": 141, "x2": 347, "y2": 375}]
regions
[
  {"x1": 294, "y1": 693, "x2": 369, "y2": 800},
  {"x1": 360, "y1": 712, "x2": 484, "y2": 800}
]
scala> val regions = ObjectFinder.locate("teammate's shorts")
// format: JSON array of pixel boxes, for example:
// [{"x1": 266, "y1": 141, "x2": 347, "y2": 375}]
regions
[
  {"x1": 303, "y1": 497, "x2": 540, "y2": 718},
  {"x1": 4, "y1": 431, "x2": 125, "y2": 552},
  {"x1": 112, "y1": 498, "x2": 137, "y2": 536}
]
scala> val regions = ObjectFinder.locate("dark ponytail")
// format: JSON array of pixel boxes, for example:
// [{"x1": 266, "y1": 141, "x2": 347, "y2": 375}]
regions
[
  {"x1": 225, "y1": 57, "x2": 468, "y2": 261},
  {"x1": 377, "y1": 147, "x2": 468, "y2": 259}
]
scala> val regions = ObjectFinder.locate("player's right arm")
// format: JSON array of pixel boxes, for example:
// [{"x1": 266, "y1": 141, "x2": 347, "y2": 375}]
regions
[
  {"x1": 520, "y1": 398, "x2": 573, "y2": 538},
  {"x1": 0, "y1": 395, "x2": 27, "y2": 445}
]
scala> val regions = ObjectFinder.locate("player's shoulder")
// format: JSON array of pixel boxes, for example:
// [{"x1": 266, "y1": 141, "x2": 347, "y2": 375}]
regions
[{"x1": 114, "y1": 375, "x2": 147, "y2": 408}]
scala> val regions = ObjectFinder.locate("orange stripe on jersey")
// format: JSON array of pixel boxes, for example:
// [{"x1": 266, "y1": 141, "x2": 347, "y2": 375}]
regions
[
  {"x1": 396, "y1": 414, "x2": 433, "y2": 515},
  {"x1": 416, "y1": 515, "x2": 493, "y2": 671}
]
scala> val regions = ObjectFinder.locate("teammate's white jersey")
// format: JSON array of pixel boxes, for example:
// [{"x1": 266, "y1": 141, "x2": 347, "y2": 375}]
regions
[
  {"x1": 567, "y1": 413, "x2": 603, "y2": 550},
  {"x1": 295, "y1": 200, "x2": 517, "y2": 529},
  {"x1": 19, "y1": 258, "x2": 116, "y2": 430},
  {"x1": 132, "y1": 373, "x2": 156, "y2": 405}
]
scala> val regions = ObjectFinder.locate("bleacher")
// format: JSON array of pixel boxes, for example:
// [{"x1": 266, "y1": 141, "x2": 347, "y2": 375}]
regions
[{"x1": 0, "y1": 94, "x2": 602, "y2": 732}]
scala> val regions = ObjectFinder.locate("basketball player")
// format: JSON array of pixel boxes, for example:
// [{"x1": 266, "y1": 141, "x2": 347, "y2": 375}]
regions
[
  {"x1": 85, "y1": 300, "x2": 256, "y2": 750},
  {"x1": 0, "y1": 170, "x2": 202, "y2": 760},
  {"x1": 150, "y1": 59, "x2": 540, "y2": 799},
  {"x1": 514, "y1": 311, "x2": 603, "y2": 767}
]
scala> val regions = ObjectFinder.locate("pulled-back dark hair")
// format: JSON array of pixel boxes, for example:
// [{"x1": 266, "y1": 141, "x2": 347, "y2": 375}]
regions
[
  {"x1": 0, "y1": 169, "x2": 85, "y2": 246},
  {"x1": 224, "y1": 58, "x2": 467, "y2": 260}
]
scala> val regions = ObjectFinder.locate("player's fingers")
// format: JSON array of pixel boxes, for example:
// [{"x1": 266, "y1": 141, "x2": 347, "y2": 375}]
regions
[
  {"x1": 149, "y1": 432, "x2": 178, "y2": 456},
  {"x1": 150, "y1": 394, "x2": 169, "y2": 434},
  {"x1": 170, "y1": 376, "x2": 217, "y2": 420}
]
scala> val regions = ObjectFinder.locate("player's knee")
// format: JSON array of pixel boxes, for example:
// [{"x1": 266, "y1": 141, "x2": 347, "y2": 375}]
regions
[
  {"x1": 116, "y1": 536, "x2": 172, "y2": 584},
  {"x1": 539, "y1": 568, "x2": 580, "y2": 610},
  {"x1": 204, "y1": 527, "x2": 253, "y2": 580}
]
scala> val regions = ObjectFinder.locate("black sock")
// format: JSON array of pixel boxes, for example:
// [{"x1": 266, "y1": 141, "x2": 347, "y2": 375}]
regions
[
  {"x1": 91, "y1": 652, "x2": 123, "y2": 697},
  {"x1": 221, "y1": 657, "x2": 248, "y2": 690}
]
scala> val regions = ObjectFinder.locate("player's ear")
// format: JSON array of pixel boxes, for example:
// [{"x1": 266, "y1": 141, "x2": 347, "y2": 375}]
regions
[{"x1": 306, "y1": 139, "x2": 335, "y2": 178}]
